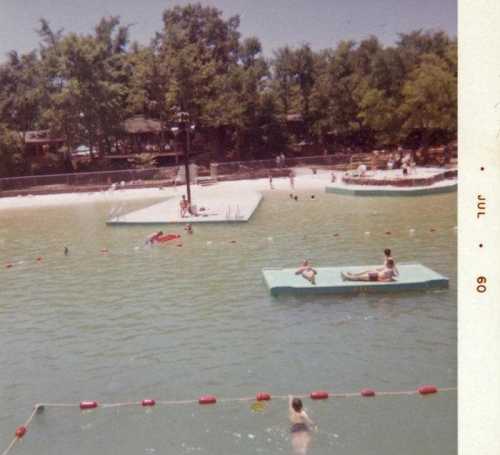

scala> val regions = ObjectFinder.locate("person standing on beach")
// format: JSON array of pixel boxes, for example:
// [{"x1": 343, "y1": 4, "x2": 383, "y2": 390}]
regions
[
  {"x1": 269, "y1": 172, "x2": 274, "y2": 190},
  {"x1": 289, "y1": 170, "x2": 295, "y2": 189}
]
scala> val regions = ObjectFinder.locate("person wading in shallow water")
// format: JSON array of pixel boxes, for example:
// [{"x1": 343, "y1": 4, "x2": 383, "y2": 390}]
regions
[{"x1": 288, "y1": 396, "x2": 315, "y2": 454}]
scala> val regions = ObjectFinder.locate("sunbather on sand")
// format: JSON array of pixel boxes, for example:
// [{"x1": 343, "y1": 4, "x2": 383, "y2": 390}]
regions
[
  {"x1": 341, "y1": 259, "x2": 397, "y2": 282},
  {"x1": 295, "y1": 260, "x2": 317, "y2": 285}
]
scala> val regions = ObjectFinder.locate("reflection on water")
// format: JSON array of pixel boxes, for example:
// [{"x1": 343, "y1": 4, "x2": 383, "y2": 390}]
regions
[{"x1": 0, "y1": 191, "x2": 456, "y2": 454}]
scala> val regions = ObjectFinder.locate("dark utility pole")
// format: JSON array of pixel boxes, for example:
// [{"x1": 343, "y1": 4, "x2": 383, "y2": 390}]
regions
[{"x1": 180, "y1": 112, "x2": 192, "y2": 205}]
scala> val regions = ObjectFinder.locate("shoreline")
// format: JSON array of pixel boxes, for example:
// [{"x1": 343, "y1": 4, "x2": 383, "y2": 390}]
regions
[{"x1": 0, "y1": 167, "x2": 457, "y2": 211}]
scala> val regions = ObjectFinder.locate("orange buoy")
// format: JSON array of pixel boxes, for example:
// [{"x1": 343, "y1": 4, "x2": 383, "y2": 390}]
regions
[
  {"x1": 198, "y1": 395, "x2": 217, "y2": 405},
  {"x1": 310, "y1": 390, "x2": 329, "y2": 400},
  {"x1": 15, "y1": 426, "x2": 27, "y2": 438},
  {"x1": 360, "y1": 388, "x2": 376, "y2": 397},
  {"x1": 418, "y1": 385, "x2": 438, "y2": 395},
  {"x1": 256, "y1": 392, "x2": 271, "y2": 401},
  {"x1": 80, "y1": 401, "x2": 98, "y2": 410},
  {"x1": 142, "y1": 399, "x2": 156, "y2": 407}
]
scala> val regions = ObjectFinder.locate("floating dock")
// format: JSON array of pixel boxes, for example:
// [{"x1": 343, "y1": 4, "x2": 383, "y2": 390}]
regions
[
  {"x1": 107, "y1": 190, "x2": 262, "y2": 225},
  {"x1": 325, "y1": 182, "x2": 457, "y2": 197},
  {"x1": 262, "y1": 264, "x2": 449, "y2": 296}
]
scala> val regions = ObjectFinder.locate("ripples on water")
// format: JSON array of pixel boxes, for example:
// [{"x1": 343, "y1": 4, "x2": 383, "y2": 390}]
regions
[{"x1": 0, "y1": 192, "x2": 456, "y2": 454}]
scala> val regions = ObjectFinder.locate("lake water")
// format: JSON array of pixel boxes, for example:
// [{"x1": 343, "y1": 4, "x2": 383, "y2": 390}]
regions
[{"x1": 0, "y1": 190, "x2": 456, "y2": 454}]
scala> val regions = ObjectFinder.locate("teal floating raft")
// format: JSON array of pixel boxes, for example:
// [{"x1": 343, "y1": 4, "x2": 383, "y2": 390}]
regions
[{"x1": 262, "y1": 264, "x2": 449, "y2": 296}]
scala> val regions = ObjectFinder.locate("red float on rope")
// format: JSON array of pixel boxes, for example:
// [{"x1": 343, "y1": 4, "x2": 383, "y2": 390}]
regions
[
  {"x1": 142, "y1": 399, "x2": 156, "y2": 407},
  {"x1": 80, "y1": 401, "x2": 98, "y2": 410},
  {"x1": 418, "y1": 385, "x2": 438, "y2": 395},
  {"x1": 198, "y1": 395, "x2": 217, "y2": 405},
  {"x1": 15, "y1": 426, "x2": 27, "y2": 438},
  {"x1": 256, "y1": 392, "x2": 271, "y2": 401},
  {"x1": 310, "y1": 390, "x2": 329, "y2": 400},
  {"x1": 360, "y1": 388, "x2": 376, "y2": 397}
]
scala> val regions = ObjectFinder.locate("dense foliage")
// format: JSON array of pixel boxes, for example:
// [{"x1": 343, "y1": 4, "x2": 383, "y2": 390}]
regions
[{"x1": 0, "y1": 3, "x2": 457, "y2": 176}]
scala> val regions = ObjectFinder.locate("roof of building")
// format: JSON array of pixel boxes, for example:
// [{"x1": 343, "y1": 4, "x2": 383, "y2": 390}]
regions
[
  {"x1": 123, "y1": 115, "x2": 165, "y2": 134},
  {"x1": 24, "y1": 130, "x2": 64, "y2": 144}
]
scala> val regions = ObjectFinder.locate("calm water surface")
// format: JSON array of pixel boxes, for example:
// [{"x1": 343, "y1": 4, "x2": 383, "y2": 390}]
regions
[{"x1": 0, "y1": 190, "x2": 456, "y2": 454}]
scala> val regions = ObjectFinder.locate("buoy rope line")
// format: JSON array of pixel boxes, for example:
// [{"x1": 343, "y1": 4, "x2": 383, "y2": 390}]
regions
[
  {"x1": 2, "y1": 226, "x2": 458, "y2": 269},
  {"x1": 2, "y1": 385, "x2": 456, "y2": 455}
]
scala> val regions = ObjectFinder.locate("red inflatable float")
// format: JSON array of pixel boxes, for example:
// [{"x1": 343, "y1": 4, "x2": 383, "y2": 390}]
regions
[
  {"x1": 156, "y1": 234, "x2": 181, "y2": 243},
  {"x1": 80, "y1": 401, "x2": 98, "y2": 410},
  {"x1": 142, "y1": 399, "x2": 156, "y2": 406},
  {"x1": 198, "y1": 395, "x2": 217, "y2": 405},
  {"x1": 360, "y1": 388, "x2": 376, "y2": 397},
  {"x1": 256, "y1": 392, "x2": 271, "y2": 401},
  {"x1": 310, "y1": 390, "x2": 329, "y2": 400},
  {"x1": 418, "y1": 385, "x2": 438, "y2": 395},
  {"x1": 15, "y1": 426, "x2": 27, "y2": 438}
]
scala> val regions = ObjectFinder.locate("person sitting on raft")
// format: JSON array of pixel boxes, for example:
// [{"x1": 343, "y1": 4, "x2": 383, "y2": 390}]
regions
[
  {"x1": 289, "y1": 395, "x2": 314, "y2": 455},
  {"x1": 295, "y1": 260, "x2": 317, "y2": 285},
  {"x1": 145, "y1": 230, "x2": 164, "y2": 245},
  {"x1": 341, "y1": 259, "x2": 397, "y2": 282},
  {"x1": 380, "y1": 248, "x2": 399, "y2": 276}
]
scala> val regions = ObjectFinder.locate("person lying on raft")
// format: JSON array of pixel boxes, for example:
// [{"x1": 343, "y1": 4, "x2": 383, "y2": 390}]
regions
[
  {"x1": 295, "y1": 260, "x2": 318, "y2": 285},
  {"x1": 145, "y1": 231, "x2": 164, "y2": 245},
  {"x1": 341, "y1": 259, "x2": 397, "y2": 282}
]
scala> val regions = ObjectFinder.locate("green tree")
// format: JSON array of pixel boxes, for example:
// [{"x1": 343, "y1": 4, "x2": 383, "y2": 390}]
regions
[{"x1": 399, "y1": 53, "x2": 457, "y2": 144}]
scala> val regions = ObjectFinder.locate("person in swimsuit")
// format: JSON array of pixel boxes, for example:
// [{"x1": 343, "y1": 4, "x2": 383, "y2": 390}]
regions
[
  {"x1": 180, "y1": 195, "x2": 189, "y2": 217},
  {"x1": 379, "y1": 249, "x2": 399, "y2": 276},
  {"x1": 349, "y1": 249, "x2": 399, "y2": 278},
  {"x1": 185, "y1": 223, "x2": 193, "y2": 234},
  {"x1": 289, "y1": 396, "x2": 314, "y2": 455},
  {"x1": 341, "y1": 259, "x2": 397, "y2": 282},
  {"x1": 295, "y1": 260, "x2": 318, "y2": 285},
  {"x1": 145, "y1": 231, "x2": 164, "y2": 245}
]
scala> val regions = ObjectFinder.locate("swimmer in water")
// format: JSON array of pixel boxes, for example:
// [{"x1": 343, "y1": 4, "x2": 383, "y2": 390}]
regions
[
  {"x1": 185, "y1": 223, "x2": 193, "y2": 234},
  {"x1": 295, "y1": 260, "x2": 317, "y2": 285},
  {"x1": 145, "y1": 230, "x2": 164, "y2": 245},
  {"x1": 64, "y1": 246, "x2": 69, "y2": 256},
  {"x1": 341, "y1": 259, "x2": 397, "y2": 282},
  {"x1": 289, "y1": 396, "x2": 314, "y2": 455}
]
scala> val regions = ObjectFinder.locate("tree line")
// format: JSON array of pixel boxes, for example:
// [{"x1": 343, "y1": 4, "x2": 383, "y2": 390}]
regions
[{"x1": 0, "y1": 3, "x2": 457, "y2": 177}]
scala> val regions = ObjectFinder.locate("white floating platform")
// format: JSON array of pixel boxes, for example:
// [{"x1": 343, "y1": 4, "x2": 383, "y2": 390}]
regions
[
  {"x1": 325, "y1": 168, "x2": 457, "y2": 196},
  {"x1": 262, "y1": 264, "x2": 449, "y2": 296},
  {"x1": 107, "y1": 190, "x2": 263, "y2": 225}
]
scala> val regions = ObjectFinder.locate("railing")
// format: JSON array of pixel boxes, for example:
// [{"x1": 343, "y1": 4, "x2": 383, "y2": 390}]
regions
[{"x1": 0, "y1": 151, "x2": 454, "y2": 193}]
